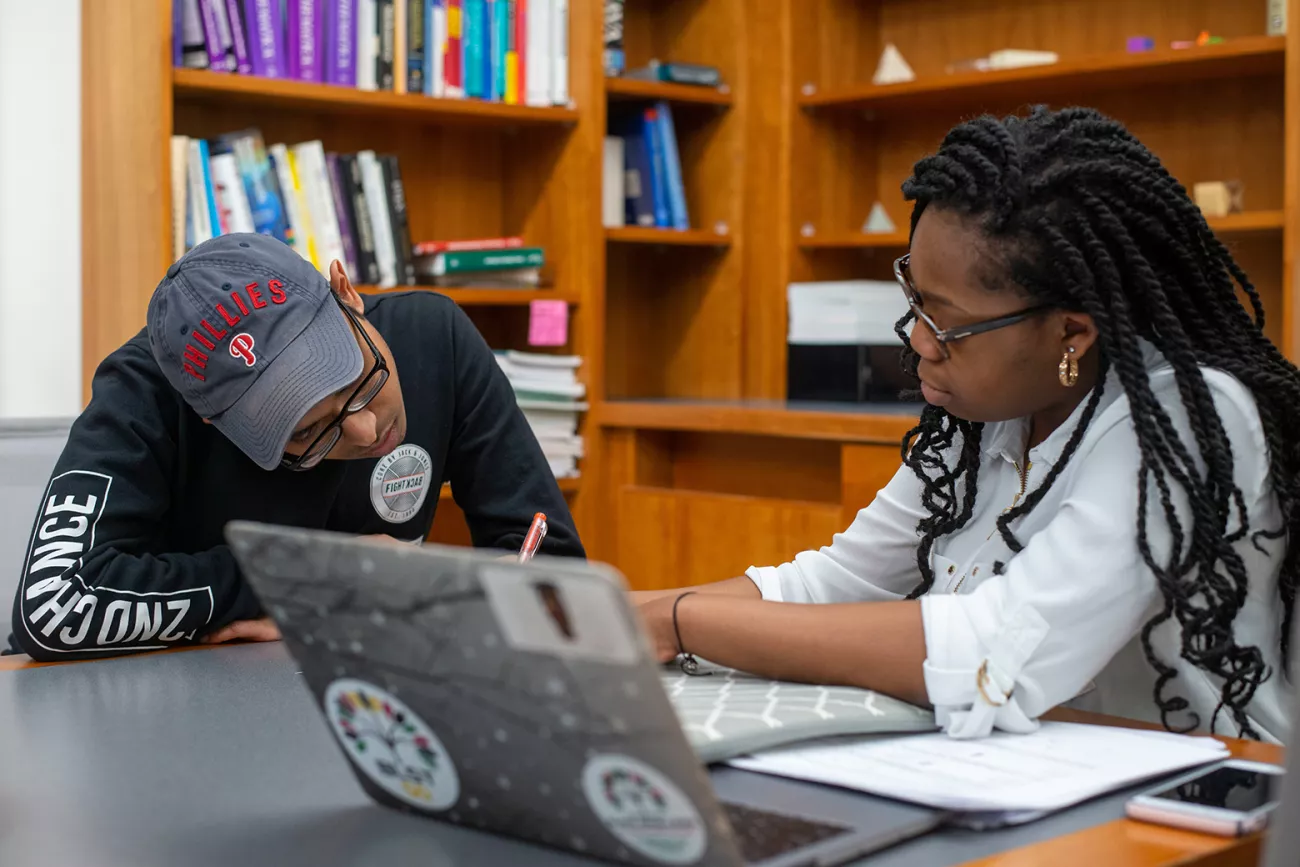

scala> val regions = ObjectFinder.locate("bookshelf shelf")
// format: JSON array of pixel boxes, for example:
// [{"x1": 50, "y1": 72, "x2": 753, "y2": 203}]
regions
[
  {"x1": 799, "y1": 36, "x2": 1285, "y2": 114},
  {"x1": 605, "y1": 77, "x2": 733, "y2": 107},
  {"x1": 1208, "y1": 210, "x2": 1286, "y2": 235},
  {"x1": 605, "y1": 227, "x2": 732, "y2": 247},
  {"x1": 797, "y1": 232, "x2": 909, "y2": 250},
  {"x1": 598, "y1": 400, "x2": 919, "y2": 444},
  {"x1": 172, "y1": 69, "x2": 580, "y2": 127},
  {"x1": 356, "y1": 286, "x2": 580, "y2": 306}
]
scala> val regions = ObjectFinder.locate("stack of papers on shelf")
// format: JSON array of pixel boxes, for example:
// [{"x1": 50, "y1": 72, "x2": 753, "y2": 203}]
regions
[
  {"x1": 787, "y1": 281, "x2": 910, "y2": 346},
  {"x1": 730, "y1": 721, "x2": 1228, "y2": 822},
  {"x1": 494, "y1": 351, "x2": 587, "y2": 479}
]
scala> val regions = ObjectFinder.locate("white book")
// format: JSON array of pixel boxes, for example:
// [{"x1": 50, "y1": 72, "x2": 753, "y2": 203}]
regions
[
  {"x1": 209, "y1": 153, "x2": 256, "y2": 235},
  {"x1": 603, "y1": 137, "x2": 625, "y2": 228},
  {"x1": 536, "y1": 435, "x2": 584, "y2": 458},
  {"x1": 525, "y1": 0, "x2": 552, "y2": 107},
  {"x1": 292, "y1": 141, "x2": 347, "y2": 276},
  {"x1": 504, "y1": 350, "x2": 582, "y2": 368},
  {"x1": 519, "y1": 398, "x2": 588, "y2": 412},
  {"x1": 186, "y1": 139, "x2": 213, "y2": 246},
  {"x1": 511, "y1": 379, "x2": 587, "y2": 399},
  {"x1": 358, "y1": 150, "x2": 399, "y2": 288},
  {"x1": 269, "y1": 143, "x2": 311, "y2": 265},
  {"x1": 170, "y1": 135, "x2": 190, "y2": 260},
  {"x1": 431, "y1": 2, "x2": 446, "y2": 97},
  {"x1": 210, "y1": 0, "x2": 237, "y2": 71},
  {"x1": 357, "y1": 0, "x2": 378, "y2": 90},
  {"x1": 550, "y1": 0, "x2": 568, "y2": 105},
  {"x1": 547, "y1": 456, "x2": 578, "y2": 478}
]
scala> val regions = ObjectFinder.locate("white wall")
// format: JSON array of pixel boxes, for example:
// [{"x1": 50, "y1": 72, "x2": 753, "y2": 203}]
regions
[{"x1": 0, "y1": 0, "x2": 81, "y2": 419}]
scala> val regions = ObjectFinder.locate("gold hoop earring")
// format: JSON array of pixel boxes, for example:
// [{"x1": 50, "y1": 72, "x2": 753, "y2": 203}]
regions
[{"x1": 1058, "y1": 346, "x2": 1078, "y2": 388}]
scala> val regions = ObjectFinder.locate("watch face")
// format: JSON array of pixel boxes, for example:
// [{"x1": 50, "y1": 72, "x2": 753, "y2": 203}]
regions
[{"x1": 324, "y1": 678, "x2": 460, "y2": 811}]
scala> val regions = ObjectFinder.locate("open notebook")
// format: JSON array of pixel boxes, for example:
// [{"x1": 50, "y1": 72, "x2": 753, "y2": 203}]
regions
[{"x1": 661, "y1": 660, "x2": 937, "y2": 763}]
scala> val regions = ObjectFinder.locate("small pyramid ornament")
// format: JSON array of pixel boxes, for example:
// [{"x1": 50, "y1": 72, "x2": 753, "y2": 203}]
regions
[
  {"x1": 863, "y1": 202, "x2": 896, "y2": 234},
  {"x1": 873, "y1": 43, "x2": 915, "y2": 85}
]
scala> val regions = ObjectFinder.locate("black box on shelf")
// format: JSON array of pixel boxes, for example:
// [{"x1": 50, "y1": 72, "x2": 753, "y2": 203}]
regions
[{"x1": 786, "y1": 344, "x2": 916, "y2": 403}]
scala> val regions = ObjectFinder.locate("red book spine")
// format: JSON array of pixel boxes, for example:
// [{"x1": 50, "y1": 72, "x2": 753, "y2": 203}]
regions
[{"x1": 413, "y1": 236, "x2": 524, "y2": 256}]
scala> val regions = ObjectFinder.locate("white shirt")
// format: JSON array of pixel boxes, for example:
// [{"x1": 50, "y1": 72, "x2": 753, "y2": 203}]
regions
[{"x1": 747, "y1": 342, "x2": 1291, "y2": 742}]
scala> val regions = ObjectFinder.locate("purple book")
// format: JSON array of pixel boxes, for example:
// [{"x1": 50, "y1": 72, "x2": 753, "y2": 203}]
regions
[
  {"x1": 326, "y1": 153, "x2": 360, "y2": 276},
  {"x1": 198, "y1": 0, "x2": 227, "y2": 71},
  {"x1": 244, "y1": 0, "x2": 284, "y2": 77},
  {"x1": 333, "y1": 0, "x2": 358, "y2": 86},
  {"x1": 224, "y1": 0, "x2": 253, "y2": 74},
  {"x1": 173, "y1": 0, "x2": 183, "y2": 66},
  {"x1": 288, "y1": 0, "x2": 322, "y2": 82}
]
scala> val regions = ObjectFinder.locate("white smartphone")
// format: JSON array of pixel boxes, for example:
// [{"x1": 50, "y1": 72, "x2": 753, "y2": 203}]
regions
[{"x1": 1126, "y1": 759, "x2": 1285, "y2": 837}]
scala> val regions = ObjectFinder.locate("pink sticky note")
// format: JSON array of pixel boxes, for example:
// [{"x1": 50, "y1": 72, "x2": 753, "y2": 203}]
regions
[{"x1": 528, "y1": 299, "x2": 569, "y2": 346}]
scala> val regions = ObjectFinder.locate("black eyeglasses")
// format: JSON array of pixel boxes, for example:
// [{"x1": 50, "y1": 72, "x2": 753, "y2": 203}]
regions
[
  {"x1": 893, "y1": 254, "x2": 1051, "y2": 358},
  {"x1": 280, "y1": 298, "x2": 389, "y2": 472}
]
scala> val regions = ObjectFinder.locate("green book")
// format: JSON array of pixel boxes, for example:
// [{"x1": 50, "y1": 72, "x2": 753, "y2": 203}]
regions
[{"x1": 431, "y1": 247, "x2": 544, "y2": 276}]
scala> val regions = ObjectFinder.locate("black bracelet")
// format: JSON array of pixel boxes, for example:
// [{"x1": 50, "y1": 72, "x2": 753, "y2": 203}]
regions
[{"x1": 672, "y1": 591, "x2": 710, "y2": 677}]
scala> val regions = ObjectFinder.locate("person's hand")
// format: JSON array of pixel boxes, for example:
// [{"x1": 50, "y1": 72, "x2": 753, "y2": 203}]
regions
[
  {"x1": 201, "y1": 616, "x2": 281, "y2": 645},
  {"x1": 363, "y1": 534, "x2": 406, "y2": 546},
  {"x1": 636, "y1": 594, "x2": 684, "y2": 664}
]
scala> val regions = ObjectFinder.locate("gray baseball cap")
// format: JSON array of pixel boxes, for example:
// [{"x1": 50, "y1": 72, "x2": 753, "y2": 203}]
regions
[{"x1": 147, "y1": 233, "x2": 364, "y2": 471}]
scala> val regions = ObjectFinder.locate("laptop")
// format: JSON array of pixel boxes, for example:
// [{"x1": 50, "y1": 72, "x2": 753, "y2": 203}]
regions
[{"x1": 225, "y1": 521, "x2": 943, "y2": 867}]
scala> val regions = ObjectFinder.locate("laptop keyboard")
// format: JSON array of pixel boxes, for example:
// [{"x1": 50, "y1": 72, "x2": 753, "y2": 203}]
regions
[{"x1": 722, "y1": 800, "x2": 851, "y2": 864}]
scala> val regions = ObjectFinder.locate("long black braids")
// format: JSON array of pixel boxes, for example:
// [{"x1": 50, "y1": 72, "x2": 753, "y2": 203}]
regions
[{"x1": 896, "y1": 106, "x2": 1300, "y2": 739}]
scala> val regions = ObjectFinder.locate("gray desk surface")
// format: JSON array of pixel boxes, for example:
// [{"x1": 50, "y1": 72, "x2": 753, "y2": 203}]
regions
[{"x1": 0, "y1": 644, "x2": 1155, "y2": 867}]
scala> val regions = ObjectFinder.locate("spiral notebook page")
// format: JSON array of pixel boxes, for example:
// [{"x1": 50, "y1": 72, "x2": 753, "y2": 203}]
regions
[{"x1": 730, "y1": 721, "x2": 1228, "y2": 813}]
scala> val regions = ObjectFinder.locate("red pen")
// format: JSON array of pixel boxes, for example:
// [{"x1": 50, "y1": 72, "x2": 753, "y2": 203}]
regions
[{"x1": 518, "y1": 512, "x2": 548, "y2": 563}]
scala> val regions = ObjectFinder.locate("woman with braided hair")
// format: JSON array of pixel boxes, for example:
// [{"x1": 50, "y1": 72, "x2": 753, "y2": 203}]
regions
[{"x1": 633, "y1": 106, "x2": 1296, "y2": 742}]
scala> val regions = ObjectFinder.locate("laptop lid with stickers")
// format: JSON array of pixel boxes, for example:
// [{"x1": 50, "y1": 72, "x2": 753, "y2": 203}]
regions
[{"x1": 226, "y1": 521, "x2": 750, "y2": 865}]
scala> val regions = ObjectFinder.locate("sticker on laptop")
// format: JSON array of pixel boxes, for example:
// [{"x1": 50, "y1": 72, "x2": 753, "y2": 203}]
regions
[
  {"x1": 324, "y1": 678, "x2": 459, "y2": 811},
  {"x1": 582, "y1": 753, "x2": 707, "y2": 864}
]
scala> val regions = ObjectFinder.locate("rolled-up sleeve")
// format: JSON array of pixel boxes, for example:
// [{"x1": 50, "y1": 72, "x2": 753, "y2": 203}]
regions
[
  {"x1": 920, "y1": 418, "x2": 1160, "y2": 738},
  {"x1": 745, "y1": 462, "x2": 929, "y2": 603}
]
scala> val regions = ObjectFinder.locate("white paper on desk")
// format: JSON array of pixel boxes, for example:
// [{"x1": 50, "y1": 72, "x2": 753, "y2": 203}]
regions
[{"x1": 729, "y1": 721, "x2": 1228, "y2": 814}]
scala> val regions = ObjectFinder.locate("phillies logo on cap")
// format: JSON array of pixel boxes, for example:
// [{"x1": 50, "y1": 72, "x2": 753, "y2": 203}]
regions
[{"x1": 230, "y1": 333, "x2": 257, "y2": 367}]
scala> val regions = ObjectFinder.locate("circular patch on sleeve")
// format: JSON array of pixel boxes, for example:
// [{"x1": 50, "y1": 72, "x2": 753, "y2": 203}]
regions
[
  {"x1": 582, "y1": 753, "x2": 707, "y2": 864},
  {"x1": 324, "y1": 678, "x2": 459, "y2": 811},
  {"x1": 369, "y1": 444, "x2": 433, "y2": 523}
]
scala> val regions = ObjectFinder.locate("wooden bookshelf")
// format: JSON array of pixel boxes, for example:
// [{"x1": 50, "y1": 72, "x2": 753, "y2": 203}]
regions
[
  {"x1": 605, "y1": 227, "x2": 731, "y2": 247},
  {"x1": 604, "y1": 76, "x2": 733, "y2": 106},
  {"x1": 355, "y1": 286, "x2": 581, "y2": 306},
  {"x1": 1209, "y1": 210, "x2": 1287, "y2": 235},
  {"x1": 173, "y1": 67, "x2": 580, "y2": 126},
  {"x1": 78, "y1": 0, "x2": 1300, "y2": 587},
  {"x1": 797, "y1": 231, "x2": 909, "y2": 250},
  {"x1": 799, "y1": 36, "x2": 1286, "y2": 114},
  {"x1": 599, "y1": 399, "x2": 918, "y2": 444}
]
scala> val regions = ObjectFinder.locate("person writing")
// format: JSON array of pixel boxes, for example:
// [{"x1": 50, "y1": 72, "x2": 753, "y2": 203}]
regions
[
  {"x1": 635, "y1": 107, "x2": 1298, "y2": 743},
  {"x1": 8, "y1": 233, "x2": 583, "y2": 661}
]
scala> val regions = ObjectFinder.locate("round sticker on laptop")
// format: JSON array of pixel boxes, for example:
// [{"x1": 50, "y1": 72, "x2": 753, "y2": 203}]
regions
[
  {"x1": 324, "y1": 678, "x2": 459, "y2": 811},
  {"x1": 582, "y1": 753, "x2": 707, "y2": 864}
]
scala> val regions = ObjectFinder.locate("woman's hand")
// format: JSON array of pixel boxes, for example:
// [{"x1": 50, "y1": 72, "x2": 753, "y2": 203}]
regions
[{"x1": 635, "y1": 593, "x2": 684, "y2": 664}]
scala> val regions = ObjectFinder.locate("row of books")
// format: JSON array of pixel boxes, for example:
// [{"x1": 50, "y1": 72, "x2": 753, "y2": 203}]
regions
[
  {"x1": 170, "y1": 128, "x2": 420, "y2": 288},
  {"x1": 174, "y1": 0, "x2": 570, "y2": 107},
  {"x1": 412, "y1": 237, "x2": 546, "y2": 288},
  {"x1": 494, "y1": 350, "x2": 585, "y2": 479},
  {"x1": 604, "y1": 102, "x2": 690, "y2": 230}
]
